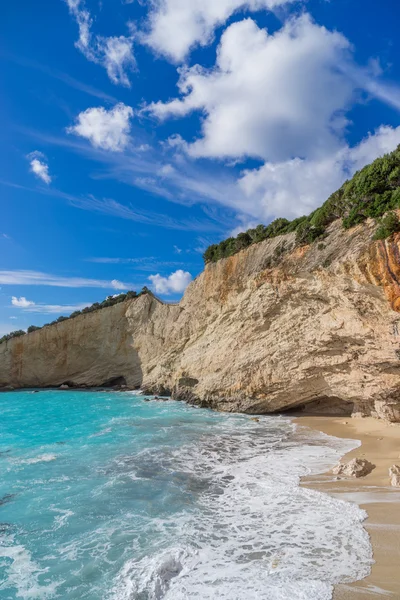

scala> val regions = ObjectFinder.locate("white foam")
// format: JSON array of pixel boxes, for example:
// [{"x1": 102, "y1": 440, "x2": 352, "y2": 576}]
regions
[
  {"x1": 11, "y1": 453, "x2": 57, "y2": 465},
  {"x1": 50, "y1": 507, "x2": 75, "y2": 531},
  {"x1": 0, "y1": 535, "x2": 61, "y2": 599},
  {"x1": 108, "y1": 417, "x2": 373, "y2": 600},
  {"x1": 90, "y1": 427, "x2": 112, "y2": 438}
]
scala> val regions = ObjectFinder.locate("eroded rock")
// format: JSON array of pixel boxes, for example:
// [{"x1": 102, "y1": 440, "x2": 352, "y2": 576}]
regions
[
  {"x1": 389, "y1": 465, "x2": 400, "y2": 487},
  {"x1": 332, "y1": 458, "x2": 375, "y2": 478},
  {"x1": 1, "y1": 219, "x2": 400, "y2": 420}
]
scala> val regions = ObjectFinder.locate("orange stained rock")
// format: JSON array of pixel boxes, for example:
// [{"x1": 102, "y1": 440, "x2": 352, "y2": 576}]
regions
[{"x1": 366, "y1": 233, "x2": 400, "y2": 312}]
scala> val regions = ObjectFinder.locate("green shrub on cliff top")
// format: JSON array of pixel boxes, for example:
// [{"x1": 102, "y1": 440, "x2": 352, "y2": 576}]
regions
[
  {"x1": 203, "y1": 144, "x2": 400, "y2": 263},
  {"x1": 0, "y1": 288, "x2": 150, "y2": 344},
  {"x1": 0, "y1": 329, "x2": 26, "y2": 344},
  {"x1": 373, "y1": 211, "x2": 400, "y2": 240}
]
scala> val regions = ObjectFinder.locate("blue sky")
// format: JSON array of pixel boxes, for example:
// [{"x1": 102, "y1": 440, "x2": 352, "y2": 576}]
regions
[{"x1": 1, "y1": 0, "x2": 400, "y2": 335}]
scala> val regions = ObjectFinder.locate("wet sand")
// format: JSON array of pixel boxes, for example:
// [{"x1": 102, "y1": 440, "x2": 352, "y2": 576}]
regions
[{"x1": 295, "y1": 416, "x2": 400, "y2": 598}]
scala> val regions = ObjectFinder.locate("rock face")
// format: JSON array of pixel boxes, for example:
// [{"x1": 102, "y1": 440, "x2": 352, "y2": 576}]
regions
[
  {"x1": 1, "y1": 218, "x2": 400, "y2": 420},
  {"x1": 332, "y1": 458, "x2": 375, "y2": 478},
  {"x1": 389, "y1": 465, "x2": 400, "y2": 487}
]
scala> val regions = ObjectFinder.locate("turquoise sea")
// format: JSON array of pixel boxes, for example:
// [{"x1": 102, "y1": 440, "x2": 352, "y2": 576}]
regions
[{"x1": 0, "y1": 390, "x2": 372, "y2": 600}]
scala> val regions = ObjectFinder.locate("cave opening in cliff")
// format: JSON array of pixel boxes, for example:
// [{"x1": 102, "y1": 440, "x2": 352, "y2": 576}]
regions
[
  {"x1": 101, "y1": 376, "x2": 127, "y2": 388},
  {"x1": 280, "y1": 396, "x2": 354, "y2": 417}
]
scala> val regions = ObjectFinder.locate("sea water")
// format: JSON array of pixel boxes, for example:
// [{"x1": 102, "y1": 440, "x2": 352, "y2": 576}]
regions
[{"x1": 0, "y1": 390, "x2": 372, "y2": 600}]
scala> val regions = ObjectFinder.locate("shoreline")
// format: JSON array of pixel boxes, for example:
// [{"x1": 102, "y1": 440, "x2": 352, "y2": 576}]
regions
[
  {"x1": 3, "y1": 389, "x2": 400, "y2": 595},
  {"x1": 295, "y1": 415, "x2": 400, "y2": 598}
]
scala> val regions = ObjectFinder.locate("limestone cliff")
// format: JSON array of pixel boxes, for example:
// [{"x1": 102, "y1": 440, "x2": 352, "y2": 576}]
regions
[{"x1": 1, "y1": 217, "x2": 400, "y2": 421}]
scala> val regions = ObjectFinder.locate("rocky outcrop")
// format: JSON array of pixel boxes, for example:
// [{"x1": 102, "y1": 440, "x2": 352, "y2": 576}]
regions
[
  {"x1": 1, "y1": 217, "x2": 400, "y2": 420},
  {"x1": 0, "y1": 301, "x2": 143, "y2": 389},
  {"x1": 389, "y1": 465, "x2": 400, "y2": 487},
  {"x1": 333, "y1": 458, "x2": 375, "y2": 478}
]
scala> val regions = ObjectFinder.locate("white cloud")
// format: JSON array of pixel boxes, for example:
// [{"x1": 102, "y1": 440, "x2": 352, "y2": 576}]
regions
[
  {"x1": 11, "y1": 296, "x2": 35, "y2": 308},
  {"x1": 144, "y1": 0, "x2": 297, "y2": 62},
  {"x1": 149, "y1": 269, "x2": 192, "y2": 295},
  {"x1": 67, "y1": 103, "x2": 133, "y2": 151},
  {"x1": 9, "y1": 316, "x2": 17, "y2": 320},
  {"x1": 19, "y1": 302, "x2": 91, "y2": 314},
  {"x1": 237, "y1": 125, "x2": 400, "y2": 220},
  {"x1": 28, "y1": 151, "x2": 52, "y2": 184},
  {"x1": 66, "y1": 0, "x2": 93, "y2": 53},
  {"x1": 111, "y1": 279, "x2": 126, "y2": 290},
  {"x1": 144, "y1": 14, "x2": 400, "y2": 222},
  {"x1": 99, "y1": 36, "x2": 136, "y2": 87},
  {"x1": 65, "y1": 0, "x2": 135, "y2": 87},
  {"x1": 0, "y1": 270, "x2": 136, "y2": 289},
  {"x1": 10, "y1": 297, "x2": 91, "y2": 314},
  {"x1": 148, "y1": 16, "x2": 354, "y2": 161}
]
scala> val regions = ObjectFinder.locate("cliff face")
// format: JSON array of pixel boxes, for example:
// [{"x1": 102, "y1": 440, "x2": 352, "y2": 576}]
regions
[{"x1": 1, "y1": 218, "x2": 400, "y2": 421}]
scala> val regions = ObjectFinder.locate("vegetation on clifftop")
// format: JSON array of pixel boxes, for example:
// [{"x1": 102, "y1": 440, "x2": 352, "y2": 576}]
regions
[
  {"x1": 0, "y1": 287, "x2": 151, "y2": 345},
  {"x1": 203, "y1": 144, "x2": 400, "y2": 263}
]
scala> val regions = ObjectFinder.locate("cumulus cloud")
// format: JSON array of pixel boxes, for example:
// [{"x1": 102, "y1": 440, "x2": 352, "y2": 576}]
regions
[
  {"x1": 148, "y1": 269, "x2": 192, "y2": 295},
  {"x1": 28, "y1": 151, "x2": 52, "y2": 184},
  {"x1": 111, "y1": 279, "x2": 127, "y2": 290},
  {"x1": 144, "y1": 14, "x2": 400, "y2": 222},
  {"x1": 144, "y1": 0, "x2": 297, "y2": 62},
  {"x1": 65, "y1": 0, "x2": 135, "y2": 86},
  {"x1": 148, "y1": 16, "x2": 353, "y2": 162},
  {"x1": 11, "y1": 296, "x2": 35, "y2": 308},
  {"x1": 67, "y1": 103, "x2": 133, "y2": 151},
  {"x1": 237, "y1": 125, "x2": 400, "y2": 220}
]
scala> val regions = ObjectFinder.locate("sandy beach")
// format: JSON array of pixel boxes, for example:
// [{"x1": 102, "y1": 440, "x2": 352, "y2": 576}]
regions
[{"x1": 295, "y1": 416, "x2": 400, "y2": 598}]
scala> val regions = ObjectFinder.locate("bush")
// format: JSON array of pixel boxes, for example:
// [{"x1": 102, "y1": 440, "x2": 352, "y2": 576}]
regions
[
  {"x1": 203, "y1": 144, "x2": 400, "y2": 263},
  {"x1": 0, "y1": 329, "x2": 26, "y2": 344},
  {"x1": 295, "y1": 221, "x2": 325, "y2": 245},
  {"x1": 0, "y1": 288, "x2": 147, "y2": 344},
  {"x1": 27, "y1": 325, "x2": 41, "y2": 333},
  {"x1": 373, "y1": 211, "x2": 400, "y2": 240}
]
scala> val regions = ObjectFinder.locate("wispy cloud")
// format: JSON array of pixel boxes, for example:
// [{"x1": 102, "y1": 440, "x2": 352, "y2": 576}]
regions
[
  {"x1": 0, "y1": 270, "x2": 138, "y2": 289},
  {"x1": 85, "y1": 257, "x2": 193, "y2": 271},
  {"x1": 0, "y1": 179, "x2": 221, "y2": 233},
  {"x1": 18, "y1": 125, "x2": 244, "y2": 217},
  {"x1": 20, "y1": 302, "x2": 92, "y2": 314},
  {"x1": 10, "y1": 296, "x2": 92, "y2": 314},
  {"x1": 86, "y1": 256, "x2": 158, "y2": 264},
  {"x1": 64, "y1": 0, "x2": 135, "y2": 87},
  {"x1": 4, "y1": 55, "x2": 117, "y2": 103},
  {"x1": 58, "y1": 191, "x2": 222, "y2": 232}
]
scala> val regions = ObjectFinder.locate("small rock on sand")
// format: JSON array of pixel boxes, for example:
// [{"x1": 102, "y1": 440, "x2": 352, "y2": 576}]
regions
[
  {"x1": 332, "y1": 458, "x2": 375, "y2": 478},
  {"x1": 389, "y1": 465, "x2": 400, "y2": 487},
  {"x1": 251, "y1": 418, "x2": 260, "y2": 422}
]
